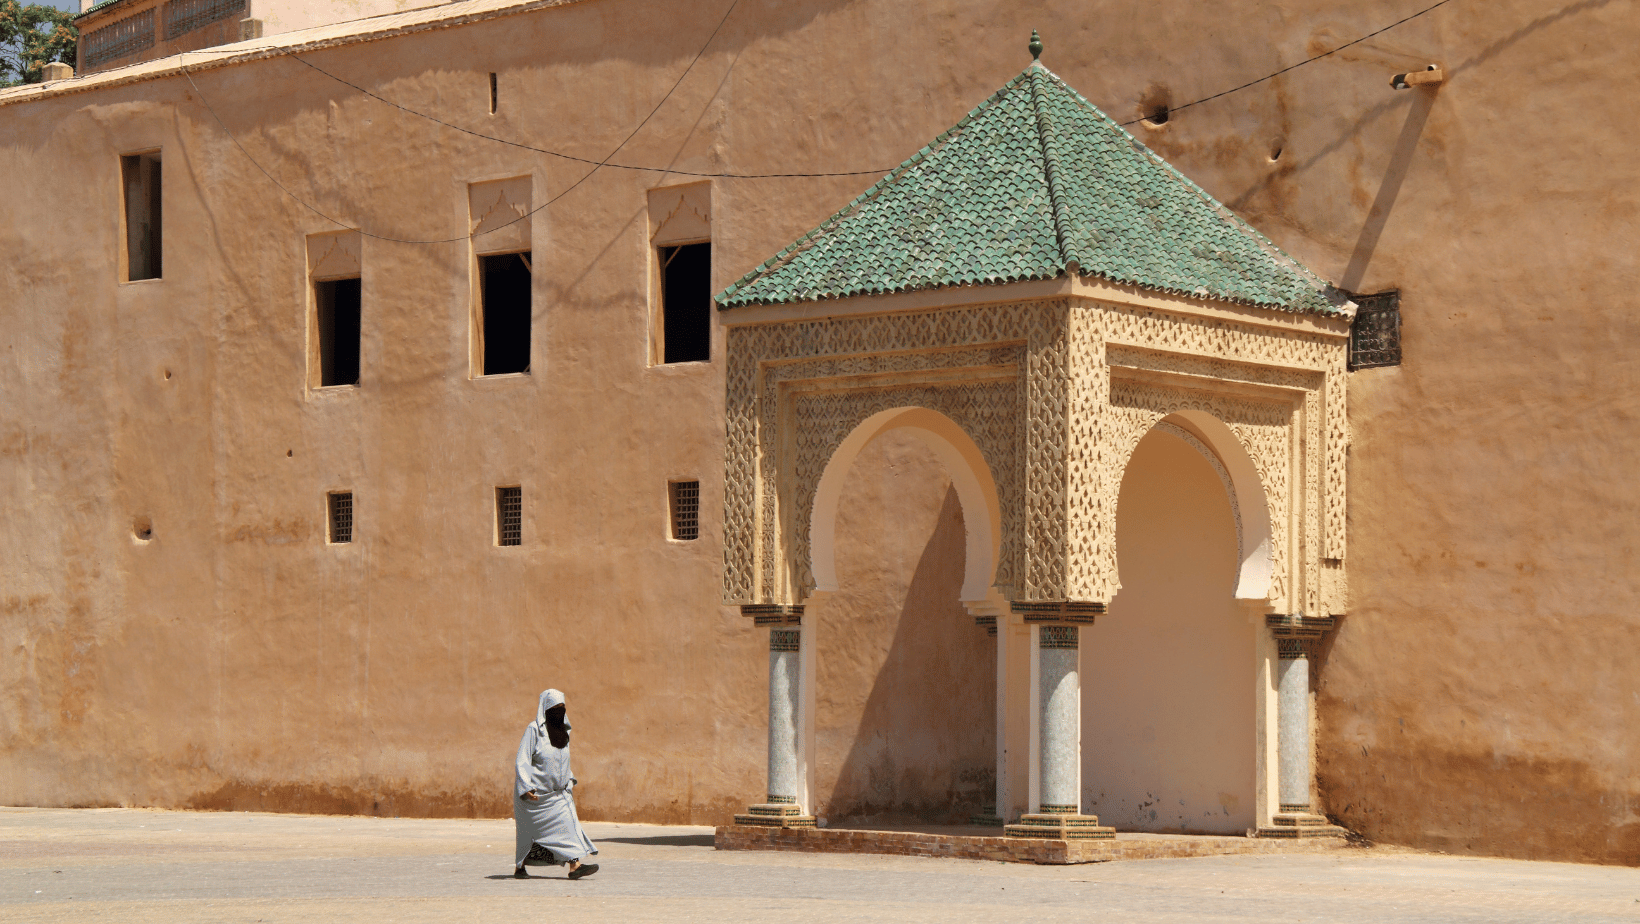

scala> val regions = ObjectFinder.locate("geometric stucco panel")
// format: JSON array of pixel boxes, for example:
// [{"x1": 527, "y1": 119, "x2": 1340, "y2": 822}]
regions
[{"x1": 722, "y1": 292, "x2": 1350, "y2": 616}]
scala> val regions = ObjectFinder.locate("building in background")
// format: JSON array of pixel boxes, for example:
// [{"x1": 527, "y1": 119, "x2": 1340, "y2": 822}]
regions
[
  {"x1": 73, "y1": 0, "x2": 435, "y2": 75},
  {"x1": 2, "y1": 0, "x2": 1636, "y2": 867}
]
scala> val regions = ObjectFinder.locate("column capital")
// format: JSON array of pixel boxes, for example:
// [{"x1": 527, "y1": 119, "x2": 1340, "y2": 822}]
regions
[
  {"x1": 1265, "y1": 613, "x2": 1336, "y2": 638},
  {"x1": 1011, "y1": 600, "x2": 1104, "y2": 625},
  {"x1": 741, "y1": 604, "x2": 803, "y2": 626},
  {"x1": 769, "y1": 628, "x2": 801, "y2": 651}
]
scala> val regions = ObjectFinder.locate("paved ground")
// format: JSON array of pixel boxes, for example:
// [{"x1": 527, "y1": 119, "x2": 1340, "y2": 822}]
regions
[{"x1": 3, "y1": 807, "x2": 1639, "y2": 922}]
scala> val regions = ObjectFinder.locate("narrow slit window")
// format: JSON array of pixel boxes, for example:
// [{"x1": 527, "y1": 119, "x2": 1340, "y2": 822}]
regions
[
  {"x1": 669, "y1": 480, "x2": 699, "y2": 541},
  {"x1": 315, "y1": 277, "x2": 361, "y2": 386},
  {"x1": 489, "y1": 72, "x2": 498, "y2": 113},
  {"x1": 121, "y1": 152, "x2": 162, "y2": 281},
  {"x1": 328, "y1": 492, "x2": 353, "y2": 544},
  {"x1": 497, "y1": 486, "x2": 522, "y2": 546},
  {"x1": 480, "y1": 252, "x2": 531, "y2": 375},
  {"x1": 659, "y1": 242, "x2": 710, "y2": 363}
]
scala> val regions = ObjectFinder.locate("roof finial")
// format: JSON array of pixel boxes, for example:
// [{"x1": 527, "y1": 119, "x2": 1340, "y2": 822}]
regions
[{"x1": 1029, "y1": 29, "x2": 1043, "y2": 61}]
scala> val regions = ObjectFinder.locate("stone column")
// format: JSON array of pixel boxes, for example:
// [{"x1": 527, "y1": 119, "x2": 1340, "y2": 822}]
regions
[
  {"x1": 1037, "y1": 627, "x2": 1081, "y2": 812},
  {"x1": 1276, "y1": 637, "x2": 1314, "y2": 813},
  {"x1": 733, "y1": 609, "x2": 815, "y2": 828},
  {"x1": 1004, "y1": 615, "x2": 1112, "y2": 840},
  {"x1": 1257, "y1": 614, "x2": 1345, "y2": 838}
]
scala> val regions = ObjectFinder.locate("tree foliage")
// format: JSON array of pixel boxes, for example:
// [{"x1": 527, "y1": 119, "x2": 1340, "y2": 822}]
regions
[{"x1": 0, "y1": 0, "x2": 77, "y2": 86}]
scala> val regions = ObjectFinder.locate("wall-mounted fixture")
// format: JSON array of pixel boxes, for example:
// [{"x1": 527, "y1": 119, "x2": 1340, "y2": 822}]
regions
[{"x1": 1391, "y1": 64, "x2": 1444, "y2": 90}]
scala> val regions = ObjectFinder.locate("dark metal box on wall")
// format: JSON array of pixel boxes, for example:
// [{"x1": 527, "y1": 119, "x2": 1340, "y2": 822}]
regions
[{"x1": 1348, "y1": 291, "x2": 1401, "y2": 370}]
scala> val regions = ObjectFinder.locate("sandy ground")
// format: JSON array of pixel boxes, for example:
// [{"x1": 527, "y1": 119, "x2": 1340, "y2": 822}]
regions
[{"x1": 3, "y1": 807, "x2": 1639, "y2": 922}]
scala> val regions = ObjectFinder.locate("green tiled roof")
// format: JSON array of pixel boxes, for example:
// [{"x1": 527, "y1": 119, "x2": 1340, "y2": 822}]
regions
[{"x1": 717, "y1": 61, "x2": 1343, "y2": 315}]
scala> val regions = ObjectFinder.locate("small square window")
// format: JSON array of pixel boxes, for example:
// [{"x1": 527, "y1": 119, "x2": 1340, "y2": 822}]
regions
[
  {"x1": 315, "y1": 277, "x2": 361, "y2": 386},
  {"x1": 659, "y1": 243, "x2": 710, "y2": 363},
  {"x1": 328, "y1": 492, "x2": 353, "y2": 544},
  {"x1": 497, "y1": 486, "x2": 522, "y2": 546},
  {"x1": 480, "y1": 252, "x2": 531, "y2": 375},
  {"x1": 121, "y1": 151, "x2": 162, "y2": 281},
  {"x1": 669, "y1": 480, "x2": 699, "y2": 541}
]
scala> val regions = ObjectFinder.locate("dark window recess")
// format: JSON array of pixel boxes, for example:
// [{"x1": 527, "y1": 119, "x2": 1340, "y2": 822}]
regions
[
  {"x1": 1348, "y1": 290, "x2": 1402, "y2": 370},
  {"x1": 497, "y1": 486, "x2": 522, "y2": 546},
  {"x1": 660, "y1": 242, "x2": 711, "y2": 363},
  {"x1": 121, "y1": 152, "x2": 162, "y2": 281},
  {"x1": 316, "y1": 277, "x2": 362, "y2": 386},
  {"x1": 489, "y1": 72, "x2": 498, "y2": 113},
  {"x1": 328, "y1": 492, "x2": 353, "y2": 544},
  {"x1": 669, "y1": 480, "x2": 700, "y2": 540},
  {"x1": 164, "y1": 0, "x2": 245, "y2": 39},
  {"x1": 84, "y1": 10, "x2": 155, "y2": 67},
  {"x1": 481, "y1": 252, "x2": 531, "y2": 374}
]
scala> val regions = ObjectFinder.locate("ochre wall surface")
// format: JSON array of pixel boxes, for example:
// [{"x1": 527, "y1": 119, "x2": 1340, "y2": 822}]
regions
[
  {"x1": 2, "y1": 0, "x2": 1637, "y2": 863},
  {"x1": 813, "y1": 430, "x2": 994, "y2": 825},
  {"x1": 1087, "y1": 428, "x2": 1252, "y2": 835}
]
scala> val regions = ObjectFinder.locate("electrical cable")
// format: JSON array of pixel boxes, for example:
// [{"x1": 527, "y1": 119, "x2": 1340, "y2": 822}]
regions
[
  {"x1": 182, "y1": 0, "x2": 1459, "y2": 244},
  {"x1": 179, "y1": 0, "x2": 744, "y2": 243},
  {"x1": 1116, "y1": 0, "x2": 1458, "y2": 126}
]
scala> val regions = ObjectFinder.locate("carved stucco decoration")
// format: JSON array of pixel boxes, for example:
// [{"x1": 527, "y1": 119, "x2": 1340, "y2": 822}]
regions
[{"x1": 722, "y1": 292, "x2": 1350, "y2": 616}]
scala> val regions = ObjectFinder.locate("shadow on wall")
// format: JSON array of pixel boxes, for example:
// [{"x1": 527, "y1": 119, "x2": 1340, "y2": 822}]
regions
[{"x1": 816, "y1": 434, "x2": 995, "y2": 825}]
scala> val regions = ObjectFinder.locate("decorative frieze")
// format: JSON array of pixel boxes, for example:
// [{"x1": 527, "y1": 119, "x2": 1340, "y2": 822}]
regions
[
  {"x1": 741, "y1": 604, "x2": 803, "y2": 626},
  {"x1": 1013, "y1": 601, "x2": 1103, "y2": 625}
]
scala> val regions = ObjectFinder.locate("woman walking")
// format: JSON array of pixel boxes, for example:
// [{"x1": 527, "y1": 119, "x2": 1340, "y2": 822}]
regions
[{"x1": 513, "y1": 689, "x2": 599, "y2": 879}]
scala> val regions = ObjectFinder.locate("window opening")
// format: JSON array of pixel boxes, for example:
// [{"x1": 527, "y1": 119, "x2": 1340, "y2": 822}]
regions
[
  {"x1": 480, "y1": 252, "x2": 531, "y2": 375},
  {"x1": 669, "y1": 480, "x2": 700, "y2": 540},
  {"x1": 84, "y1": 10, "x2": 155, "y2": 67},
  {"x1": 489, "y1": 72, "x2": 498, "y2": 113},
  {"x1": 121, "y1": 152, "x2": 162, "y2": 281},
  {"x1": 315, "y1": 277, "x2": 361, "y2": 386},
  {"x1": 659, "y1": 243, "x2": 711, "y2": 363},
  {"x1": 1348, "y1": 290, "x2": 1402, "y2": 370},
  {"x1": 328, "y1": 492, "x2": 353, "y2": 544},
  {"x1": 497, "y1": 486, "x2": 522, "y2": 546},
  {"x1": 165, "y1": 0, "x2": 245, "y2": 39}
]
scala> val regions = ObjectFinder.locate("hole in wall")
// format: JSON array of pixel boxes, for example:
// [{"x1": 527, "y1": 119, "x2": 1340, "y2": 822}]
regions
[
  {"x1": 1139, "y1": 84, "x2": 1171, "y2": 128},
  {"x1": 286, "y1": 449, "x2": 293, "y2": 457},
  {"x1": 163, "y1": 369, "x2": 172, "y2": 380},
  {"x1": 133, "y1": 515, "x2": 153, "y2": 541},
  {"x1": 488, "y1": 72, "x2": 497, "y2": 114},
  {"x1": 1269, "y1": 140, "x2": 1285, "y2": 163}
]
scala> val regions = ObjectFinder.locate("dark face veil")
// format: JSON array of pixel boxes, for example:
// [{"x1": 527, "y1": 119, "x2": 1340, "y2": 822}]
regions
[{"x1": 538, "y1": 689, "x2": 570, "y2": 749}]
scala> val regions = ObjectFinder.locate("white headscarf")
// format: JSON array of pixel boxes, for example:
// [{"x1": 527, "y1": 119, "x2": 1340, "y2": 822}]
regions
[{"x1": 537, "y1": 689, "x2": 568, "y2": 732}]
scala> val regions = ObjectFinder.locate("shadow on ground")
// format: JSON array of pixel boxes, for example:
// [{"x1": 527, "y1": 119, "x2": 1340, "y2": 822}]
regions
[{"x1": 598, "y1": 834, "x2": 716, "y2": 847}]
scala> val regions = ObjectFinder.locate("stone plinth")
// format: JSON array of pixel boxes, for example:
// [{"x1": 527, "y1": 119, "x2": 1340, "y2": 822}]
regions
[
  {"x1": 716, "y1": 825, "x2": 1354, "y2": 864},
  {"x1": 731, "y1": 803, "x2": 816, "y2": 829},
  {"x1": 1255, "y1": 812, "x2": 1349, "y2": 839},
  {"x1": 1003, "y1": 812, "x2": 1114, "y2": 840}
]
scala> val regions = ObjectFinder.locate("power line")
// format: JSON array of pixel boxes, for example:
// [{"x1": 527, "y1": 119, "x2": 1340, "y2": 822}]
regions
[
  {"x1": 1117, "y1": 0, "x2": 1459, "y2": 127},
  {"x1": 180, "y1": 0, "x2": 745, "y2": 243},
  {"x1": 183, "y1": 0, "x2": 1459, "y2": 244},
  {"x1": 285, "y1": 51, "x2": 887, "y2": 180}
]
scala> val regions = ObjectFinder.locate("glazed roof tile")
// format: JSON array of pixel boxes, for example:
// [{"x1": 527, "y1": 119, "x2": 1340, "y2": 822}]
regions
[{"x1": 717, "y1": 62, "x2": 1343, "y2": 315}]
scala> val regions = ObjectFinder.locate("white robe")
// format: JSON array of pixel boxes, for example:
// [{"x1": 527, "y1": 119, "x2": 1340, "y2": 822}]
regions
[{"x1": 513, "y1": 689, "x2": 597, "y2": 867}]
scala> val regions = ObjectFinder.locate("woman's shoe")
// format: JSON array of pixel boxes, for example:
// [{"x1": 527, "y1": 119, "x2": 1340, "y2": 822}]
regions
[{"x1": 567, "y1": 862, "x2": 600, "y2": 880}]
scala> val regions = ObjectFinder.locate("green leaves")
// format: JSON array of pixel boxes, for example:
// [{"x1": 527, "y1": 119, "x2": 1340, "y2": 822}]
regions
[{"x1": 0, "y1": 0, "x2": 78, "y2": 86}]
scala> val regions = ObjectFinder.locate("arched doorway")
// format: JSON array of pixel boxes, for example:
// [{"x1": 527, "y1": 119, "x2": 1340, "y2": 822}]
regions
[
  {"x1": 806, "y1": 409, "x2": 1002, "y2": 823},
  {"x1": 1084, "y1": 418, "x2": 1256, "y2": 833},
  {"x1": 813, "y1": 428, "x2": 995, "y2": 823}
]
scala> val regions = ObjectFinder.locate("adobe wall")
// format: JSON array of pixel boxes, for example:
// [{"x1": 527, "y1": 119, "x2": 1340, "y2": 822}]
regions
[
  {"x1": 2, "y1": 0, "x2": 1637, "y2": 862},
  {"x1": 1089, "y1": 428, "x2": 1252, "y2": 835}
]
